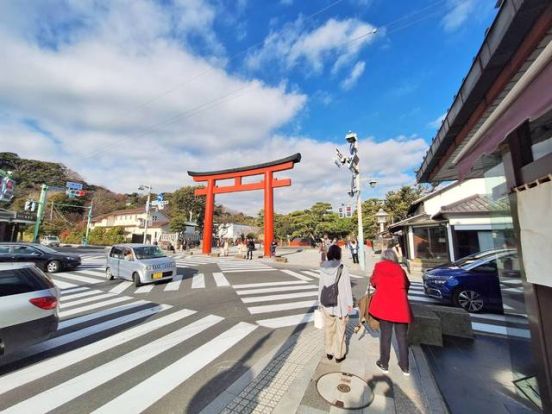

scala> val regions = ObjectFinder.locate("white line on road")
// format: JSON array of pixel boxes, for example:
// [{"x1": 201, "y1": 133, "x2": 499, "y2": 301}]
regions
[
  {"x1": 223, "y1": 269, "x2": 279, "y2": 273},
  {"x1": 164, "y1": 275, "x2": 183, "y2": 291},
  {"x1": 59, "y1": 293, "x2": 117, "y2": 309},
  {"x1": 109, "y1": 281, "x2": 133, "y2": 294},
  {"x1": 72, "y1": 269, "x2": 105, "y2": 278},
  {"x1": 0, "y1": 304, "x2": 172, "y2": 371},
  {"x1": 213, "y1": 272, "x2": 230, "y2": 287},
  {"x1": 233, "y1": 280, "x2": 308, "y2": 289},
  {"x1": 60, "y1": 290, "x2": 104, "y2": 301},
  {"x1": 1, "y1": 315, "x2": 223, "y2": 414},
  {"x1": 248, "y1": 299, "x2": 318, "y2": 314},
  {"x1": 53, "y1": 273, "x2": 103, "y2": 285},
  {"x1": 191, "y1": 273, "x2": 205, "y2": 289},
  {"x1": 0, "y1": 307, "x2": 195, "y2": 403},
  {"x1": 134, "y1": 284, "x2": 155, "y2": 294},
  {"x1": 52, "y1": 279, "x2": 77, "y2": 289},
  {"x1": 58, "y1": 300, "x2": 151, "y2": 330},
  {"x1": 237, "y1": 284, "x2": 318, "y2": 295},
  {"x1": 241, "y1": 290, "x2": 319, "y2": 304},
  {"x1": 91, "y1": 322, "x2": 257, "y2": 414},
  {"x1": 59, "y1": 297, "x2": 134, "y2": 318},
  {"x1": 303, "y1": 270, "x2": 320, "y2": 279},
  {"x1": 280, "y1": 269, "x2": 311, "y2": 281},
  {"x1": 60, "y1": 286, "x2": 90, "y2": 294},
  {"x1": 256, "y1": 312, "x2": 315, "y2": 329}
]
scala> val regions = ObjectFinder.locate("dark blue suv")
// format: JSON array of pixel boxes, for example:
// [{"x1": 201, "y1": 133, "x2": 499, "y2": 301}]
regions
[{"x1": 423, "y1": 249, "x2": 519, "y2": 313}]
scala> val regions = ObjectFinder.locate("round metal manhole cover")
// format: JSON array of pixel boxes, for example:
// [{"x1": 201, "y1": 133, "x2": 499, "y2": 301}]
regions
[{"x1": 316, "y1": 372, "x2": 373, "y2": 409}]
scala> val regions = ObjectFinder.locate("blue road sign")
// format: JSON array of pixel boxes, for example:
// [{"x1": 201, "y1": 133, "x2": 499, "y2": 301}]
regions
[{"x1": 66, "y1": 181, "x2": 83, "y2": 191}]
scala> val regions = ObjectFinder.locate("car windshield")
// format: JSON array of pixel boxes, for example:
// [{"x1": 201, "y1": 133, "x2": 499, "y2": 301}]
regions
[
  {"x1": 34, "y1": 245, "x2": 58, "y2": 254},
  {"x1": 448, "y1": 250, "x2": 503, "y2": 269},
  {"x1": 133, "y1": 246, "x2": 166, "y2": 259}
]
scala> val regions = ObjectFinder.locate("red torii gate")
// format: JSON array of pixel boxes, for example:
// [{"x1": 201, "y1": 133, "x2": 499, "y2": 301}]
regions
[{"x1": 188, "y1": 153, "x2": 301, "y2": 257}]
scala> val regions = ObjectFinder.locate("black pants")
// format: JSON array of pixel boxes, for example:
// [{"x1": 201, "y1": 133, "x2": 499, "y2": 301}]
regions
[
  {"x1": 352, "y1": 253, "x2": 359, "y2": 263},
  {"x1": 379, "y1": 320, "x2": 409, "y2": 371},
  {"x1": 246, "y1": 249, "x2": 253, "y2": 260}
]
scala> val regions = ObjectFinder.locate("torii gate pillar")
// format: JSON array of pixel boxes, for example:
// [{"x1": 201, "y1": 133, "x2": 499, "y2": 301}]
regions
[{"x1": 188, "y1": 153, "x2": 301, "y2": 257}]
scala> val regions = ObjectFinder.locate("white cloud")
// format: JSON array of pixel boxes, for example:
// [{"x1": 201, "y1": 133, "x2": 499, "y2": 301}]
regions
[
  {"x1": 442, "y1": 0, "x2": 476, "y2": 32},
  {"x1": 0, "y1": 1, "x2": 427, "y2": 215},
  {"x1": 245, "y1": 17, "x2": 378, "y2": 76},
  {"x1": 428, "y1": 112, "x2": 447, "y2": 129},
  {"x1": 340, "y1": 61, "x2": 366, "y2": 90}
]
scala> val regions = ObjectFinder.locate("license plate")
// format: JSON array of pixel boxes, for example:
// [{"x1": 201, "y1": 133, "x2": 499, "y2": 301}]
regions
[{"x1": 152, "y1": 272, "x2": 163, "y2": 280}]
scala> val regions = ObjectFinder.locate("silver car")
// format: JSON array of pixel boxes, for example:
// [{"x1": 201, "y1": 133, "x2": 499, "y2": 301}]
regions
[
  {"x1": 106, "y1": 244, "x2": 176, "y2": 287},
  {"x1": 0, "y1": 263, "x2": 60, "y2": 357}
]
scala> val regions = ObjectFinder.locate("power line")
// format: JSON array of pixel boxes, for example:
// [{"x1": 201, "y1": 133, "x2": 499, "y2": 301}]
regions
[{"x1": 60, "y1": 0, "x2": 454, "y2": 163}]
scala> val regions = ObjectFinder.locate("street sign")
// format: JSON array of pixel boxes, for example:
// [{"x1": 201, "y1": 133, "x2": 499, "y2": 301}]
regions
[
  {"x1": 16, "y1": 211, "x2": 37, "y2": 222},
  {"x1": 151, "y1": 200, "x2": 169, "y2": 210},
  {"x1": 66, "y1": 181, "x2": 83, "y2": 191}
]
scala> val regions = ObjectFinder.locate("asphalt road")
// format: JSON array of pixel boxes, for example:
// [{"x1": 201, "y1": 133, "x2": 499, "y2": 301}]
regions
[{"x1": 0, "y1": 247, "x2": 370, "y2": 414}]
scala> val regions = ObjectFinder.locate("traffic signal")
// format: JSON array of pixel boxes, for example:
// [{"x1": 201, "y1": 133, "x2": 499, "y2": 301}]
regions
[{"x1": 24, "y1": 200, "x2": 31, "y2": 211}]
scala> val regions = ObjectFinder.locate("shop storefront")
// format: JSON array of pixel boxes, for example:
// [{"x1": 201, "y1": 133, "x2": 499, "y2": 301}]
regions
[{"x1": 416, "y1": 1, "x2": 552, "y2": 411}]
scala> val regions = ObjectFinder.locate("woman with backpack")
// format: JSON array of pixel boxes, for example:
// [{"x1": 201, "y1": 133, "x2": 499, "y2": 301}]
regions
[{"x1": 318, "y1": 244, "x2": 353, "y2": 363}]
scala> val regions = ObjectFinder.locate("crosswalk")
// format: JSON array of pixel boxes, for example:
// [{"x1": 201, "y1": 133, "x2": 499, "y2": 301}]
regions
[
  {"x1": 78, "y1": 253, "x2": 106, "y2": 269},
  {"x1": 0, "y1": 288, "x2": 258, "y2": 413},
  {"x1": 49, "y1": 267, "x2": 232, "y2": 295},
  {"x1": 234, "y1": 280, "x2": 320, "y2": 329},
  {"x1": 407, "y1": 281, "x2": 530, "y2": 339}
]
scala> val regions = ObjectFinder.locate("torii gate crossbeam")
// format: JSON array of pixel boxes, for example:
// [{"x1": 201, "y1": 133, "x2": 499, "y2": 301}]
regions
[{"x1": 188, "y1": 153, "x2": 301, "y2": 257}]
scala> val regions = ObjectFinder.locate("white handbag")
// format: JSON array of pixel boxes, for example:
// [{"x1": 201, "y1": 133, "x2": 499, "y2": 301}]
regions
[{"x1": 314, "y1": 309, "x2": 324, "y2": 329}]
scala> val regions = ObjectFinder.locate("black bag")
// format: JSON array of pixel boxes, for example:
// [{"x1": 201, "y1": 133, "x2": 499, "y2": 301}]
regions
[{"x1": 320, "y1": 264, "x2": 344, "y2": 307}]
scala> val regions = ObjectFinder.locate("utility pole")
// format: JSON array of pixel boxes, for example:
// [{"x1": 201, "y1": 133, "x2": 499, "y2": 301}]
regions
[
  {"x1": 84, "y1": 203, "x2": 93, "y2": 246},
  {"x1": 33, "y1": 184, "x2": 49, "y2": 243},
  {"x1": 139, "y1": 185, "x2": 152, "y2": 244}
]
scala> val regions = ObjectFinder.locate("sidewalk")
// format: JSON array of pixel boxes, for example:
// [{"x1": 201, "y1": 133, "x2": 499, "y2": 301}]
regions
[
  {"x1": 203, "y1": 317, "x2": 446, "y2": 414},
  {"x1": 200, "y1": 248, "x2": 447, "y2": 414}
]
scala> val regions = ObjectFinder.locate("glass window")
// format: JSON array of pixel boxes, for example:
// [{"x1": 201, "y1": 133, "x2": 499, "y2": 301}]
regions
[
  {"x1": 133, "y1": 246, "x2": 165, "y2": 259},
  {"x1": 0, "y1": 246, "x2": 11, "y2": 254},
  {"x1": 412, "y1": 226, "x2": 448, "y2": 260},
  {"x1": 0, "y1": 268, "x2": 50, "y2": 297},
  {"x1": 13, "y1": 246, "x2": 40, "y2": 255},
  {"x1": 530, "y1": 109, "x2": 552, "y2": 162},
  {"x1": 110, "y1": 247, "x2": 122, "y2": 258}
]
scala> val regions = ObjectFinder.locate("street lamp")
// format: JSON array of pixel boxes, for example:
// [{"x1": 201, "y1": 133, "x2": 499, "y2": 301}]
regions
[
  {"x1": 138, "y1": 184, "x2": 152, "y2": 244},
  {"x1": 334, "y1": 131, "x2": 378, "y2": 272}
]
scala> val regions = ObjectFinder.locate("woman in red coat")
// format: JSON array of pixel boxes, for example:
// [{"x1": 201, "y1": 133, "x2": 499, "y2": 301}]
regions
[{"x1": 369, "y1": 248, "x2": 413, "y2": 375}]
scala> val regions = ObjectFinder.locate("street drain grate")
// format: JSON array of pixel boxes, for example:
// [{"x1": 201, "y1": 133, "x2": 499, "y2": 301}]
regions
[{"x1": 316, "y1": 372, "x2": 373, "y2": 409}]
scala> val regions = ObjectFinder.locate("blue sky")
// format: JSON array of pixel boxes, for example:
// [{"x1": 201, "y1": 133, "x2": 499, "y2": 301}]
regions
[{"x1": 0, "y1": 0, "x2": 497, "y2": 214}]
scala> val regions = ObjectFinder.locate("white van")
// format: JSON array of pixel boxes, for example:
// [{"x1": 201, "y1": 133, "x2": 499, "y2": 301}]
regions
[{"x1": 106, "y1": 244, "x2": 176, "y2": 287}]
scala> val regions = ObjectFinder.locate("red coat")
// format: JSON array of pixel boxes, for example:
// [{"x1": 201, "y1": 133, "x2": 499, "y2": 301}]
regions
[{"x1": 369, "y1": 260, "x2": 413, "y2": 324}]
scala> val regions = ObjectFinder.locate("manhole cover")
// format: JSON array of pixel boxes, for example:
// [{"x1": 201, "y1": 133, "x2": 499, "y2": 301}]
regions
[{"x1": 316, "y1": 372, "x2": 373, "y2": 409}]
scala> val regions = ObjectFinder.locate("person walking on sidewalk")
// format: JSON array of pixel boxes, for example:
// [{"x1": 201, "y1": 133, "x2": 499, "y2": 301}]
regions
[
  {"x1": 369, "y1": 249, "x2": 413, "y2": 376},
  {"x1": 349, "y1": 239, "x2": 359, "y2": 264},
  {"x1": 318, "y1": 244, "x2": 353, "y2": 363},
  {"x1": 246, "y1": 238, "x2": 255, "y2": 260}
]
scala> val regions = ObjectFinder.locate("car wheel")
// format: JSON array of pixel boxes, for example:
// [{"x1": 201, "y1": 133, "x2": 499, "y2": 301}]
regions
[
  {"x1": 46, "y1": 260, "x2": 61, "y2": 273},
  {"x1": 133, "y1": 272, "x2": 142, "y2": 287},
  {"x1": 454, "y1": 289, "x2": 485, "y2": 313},
  {"x1": 106, "y1": 267, "x2": 114, "y2": 280}
]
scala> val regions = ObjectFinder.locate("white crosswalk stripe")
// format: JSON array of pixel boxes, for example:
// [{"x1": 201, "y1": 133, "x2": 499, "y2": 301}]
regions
[
  {"x1": 192, "y1": 273, "x2": 205, "y2": 289},
  {"x1": 92, "y1": 322, "x2": 257, "y2": 414},
  {"x1": 59, "y1": 296, "x2": 135, "y2": 318},
  {"x1": 232, "y1": 280, "x2": 320, "y2": 328},
  {"x1": 280, "y1": 269, "x2": 312, "y2": 281},
  {"x1": 134, "y1": 284, "x2": 155, "y2": 294},
  {"x1": 0, "y1": 305, "x2": 257, "y2": 414},
  {"x1": 164, "y1": 275, "x2": 183, "y2": 291},
  {"x1": 212, "y1": 272, "x2": 230, "y2": 287},
  {"x1": 109, "y1": 280, "x2": 133, "y2": 294},
  {"x1": 408, "y1": 281, "x2": 530, "y2": 339},
  {"x1": 52, "y1": 272, "x2": 104, "y2": 285}
]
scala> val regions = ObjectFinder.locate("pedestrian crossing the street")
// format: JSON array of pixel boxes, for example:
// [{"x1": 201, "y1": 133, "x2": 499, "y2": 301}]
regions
[
  {"x1": 407, "y1": 281, "x2": 530, "y2": 339},
  {"x1": 0, "y1": 290, "x2": 258, "y2": 414},
  {"x1": 233, "y1": 280, "x2": 320, "y2": 329}
]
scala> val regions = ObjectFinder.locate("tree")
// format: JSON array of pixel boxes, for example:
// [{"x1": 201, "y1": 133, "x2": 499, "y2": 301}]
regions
[
  {"x1": 167, "y1": 186, "x2": 206, "y2": 230},
  {"x1": 383, "y1": 185, "x2": 426, "y2": 224}
]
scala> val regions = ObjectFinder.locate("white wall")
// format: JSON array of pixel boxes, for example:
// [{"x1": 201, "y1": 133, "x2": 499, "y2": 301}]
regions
[{"x1": 423, "y1": 179, "x2": 488, "y2": 216}]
